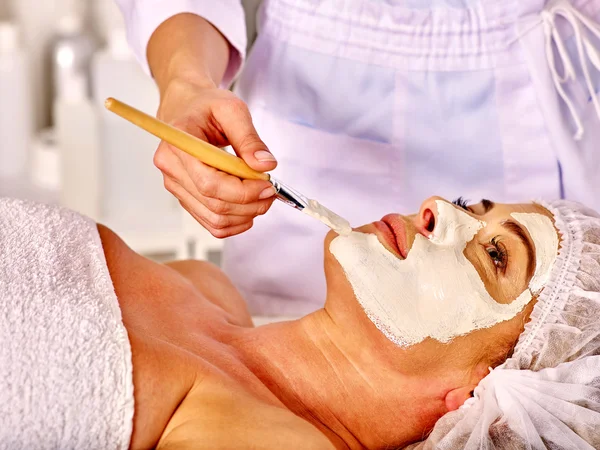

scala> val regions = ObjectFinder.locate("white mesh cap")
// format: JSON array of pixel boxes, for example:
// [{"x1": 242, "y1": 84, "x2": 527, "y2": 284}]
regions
[{"x1": 408, "y1": 200, "x2": 600, "y2": 450}]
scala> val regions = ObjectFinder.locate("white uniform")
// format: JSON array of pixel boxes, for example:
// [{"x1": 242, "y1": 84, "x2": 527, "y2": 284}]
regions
[{"x1": 116, "y1": 0, "x2": 600, "y2": 316}]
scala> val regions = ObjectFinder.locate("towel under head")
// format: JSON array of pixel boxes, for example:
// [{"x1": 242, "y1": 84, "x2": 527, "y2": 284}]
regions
[{"x1": 0, "y1": 198, "x2": 134, "y2": 449}]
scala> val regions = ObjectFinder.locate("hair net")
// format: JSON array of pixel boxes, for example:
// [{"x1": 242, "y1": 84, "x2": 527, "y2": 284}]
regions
[{"x1": 407, "y1": 200, "x2": 600, "y2": 450}]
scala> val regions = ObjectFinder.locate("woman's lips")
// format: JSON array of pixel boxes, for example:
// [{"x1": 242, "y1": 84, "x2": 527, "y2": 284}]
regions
[{"x1": 373, "y1": 214, "x2": 407, "y2": 258}]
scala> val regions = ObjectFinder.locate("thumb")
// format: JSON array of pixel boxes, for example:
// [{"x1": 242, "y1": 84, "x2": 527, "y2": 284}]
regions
[{"x1": 214, "y1": 99, "x2": 277, "y2": 172}]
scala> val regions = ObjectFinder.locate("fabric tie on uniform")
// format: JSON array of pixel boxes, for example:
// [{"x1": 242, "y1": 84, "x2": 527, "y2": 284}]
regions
[{"x1": 542, "y1": 0, "x2": 600, "y2": 140}]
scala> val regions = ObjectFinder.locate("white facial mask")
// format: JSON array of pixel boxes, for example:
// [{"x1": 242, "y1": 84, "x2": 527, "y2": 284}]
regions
[
  {"x1": 330, "y1": 201, "x2": 557, "y2": 347},
  {"x1": 511, "y1": 212, "x2": 558, "y2": 294}
]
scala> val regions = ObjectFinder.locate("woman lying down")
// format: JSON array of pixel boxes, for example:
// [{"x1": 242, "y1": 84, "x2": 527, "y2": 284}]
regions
[{"x1": 2, "y1": 196, "x2": 600, "y2": 449}]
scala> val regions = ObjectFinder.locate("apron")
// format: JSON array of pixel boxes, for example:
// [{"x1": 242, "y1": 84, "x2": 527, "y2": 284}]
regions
[{"x1": 224, "y1": 0, "x2": 600, "y2": 316}]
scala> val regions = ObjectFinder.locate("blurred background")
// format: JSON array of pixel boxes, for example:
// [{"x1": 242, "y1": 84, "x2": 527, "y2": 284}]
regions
[{"x1": 0, "y1": 0, "x2": 260, "y2": 262}]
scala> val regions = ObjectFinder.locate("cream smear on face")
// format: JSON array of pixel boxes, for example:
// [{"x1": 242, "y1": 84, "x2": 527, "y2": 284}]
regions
[
  {"x1": 330, "y1": 201, "x2": 558, "y2": 347},
  {"x1": 303, "y1": 199, "x2": 352, "y2": 236}
]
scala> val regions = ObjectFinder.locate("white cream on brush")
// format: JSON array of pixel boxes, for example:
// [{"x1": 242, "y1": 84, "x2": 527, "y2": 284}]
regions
[{"x1": 303, "y1": 199, "x2": 352, "y2": 236}]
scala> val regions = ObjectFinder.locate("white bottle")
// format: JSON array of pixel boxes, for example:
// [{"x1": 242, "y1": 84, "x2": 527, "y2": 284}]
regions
[
  {"x1": 0, "y1": 22, "x2": 32, "y2": 180},
  {"x1": 91, "y1": 27, "x2": 176, "y2": 228},
  {"x1": 51, "y1": 11, "x2": 97, "y2": 106},
  {"x1": 55, "y1": 74, "x2": 101, "y2": 220},
  {"x1": 30, "y1": 128, "x2": 61, "y2": 205}
]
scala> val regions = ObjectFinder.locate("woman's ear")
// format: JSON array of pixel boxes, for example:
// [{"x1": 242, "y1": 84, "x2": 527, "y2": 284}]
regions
[
  {"x1": 444, "y1": 385, "x2": 476, "y2": 412},
  {"x1": 444, "y1": 360, "x2": 490, "y2": 411}
]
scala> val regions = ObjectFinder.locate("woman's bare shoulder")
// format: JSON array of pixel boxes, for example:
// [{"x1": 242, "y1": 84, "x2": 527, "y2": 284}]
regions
[{"x1": 96, "y1": 223, "x2": 253, "y2": 327}]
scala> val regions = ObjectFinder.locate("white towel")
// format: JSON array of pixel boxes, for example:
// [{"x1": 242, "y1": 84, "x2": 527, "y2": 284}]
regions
[{"x1": 0, "y1": 198, "x2": 134, "y2": 449}]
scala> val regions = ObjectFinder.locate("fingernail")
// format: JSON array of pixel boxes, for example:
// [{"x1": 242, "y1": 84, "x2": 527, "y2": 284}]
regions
[
  {"x1": 254, "y1": 150, "x2": 277, "y2": 162},
  {"x1": 259, "y1": 187, "x2": 277, "y2": 199}
]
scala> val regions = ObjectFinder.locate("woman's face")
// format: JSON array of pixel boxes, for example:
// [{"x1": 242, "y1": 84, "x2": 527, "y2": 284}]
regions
[{"x1": 323, "y1": 197, "x2": 559, "y2": 347}]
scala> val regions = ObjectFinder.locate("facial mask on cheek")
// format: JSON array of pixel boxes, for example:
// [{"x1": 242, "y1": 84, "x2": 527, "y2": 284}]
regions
[
  {"x1": 510, "y1": 212, "x2": 558, "y2": 294},
  {"x1": 330, "y1": 201, "x2": 555, "y2": 347}
]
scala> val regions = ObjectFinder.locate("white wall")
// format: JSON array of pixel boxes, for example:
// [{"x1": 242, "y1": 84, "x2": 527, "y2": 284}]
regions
[
  {"x1": 1, "y1": 0, "x2": 259, "y2": 260},
  {"x1": 6, "y1": 0, "x2": 261, "y2": 131}
]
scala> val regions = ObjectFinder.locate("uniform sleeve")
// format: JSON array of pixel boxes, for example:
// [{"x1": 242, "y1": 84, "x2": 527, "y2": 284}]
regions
[{"x1": 114, "y1": 0, "x2": 247, "y2": 88}]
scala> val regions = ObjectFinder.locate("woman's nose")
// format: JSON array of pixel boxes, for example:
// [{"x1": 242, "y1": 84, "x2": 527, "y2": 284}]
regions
[{"x1": 414, "y1": 196, "x2": 444, "y2": 237}]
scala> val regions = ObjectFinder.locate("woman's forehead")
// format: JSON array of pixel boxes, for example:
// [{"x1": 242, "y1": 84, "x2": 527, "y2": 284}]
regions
[{"x1": 481, "y1": 201, "x2": 554, "y2": 221}]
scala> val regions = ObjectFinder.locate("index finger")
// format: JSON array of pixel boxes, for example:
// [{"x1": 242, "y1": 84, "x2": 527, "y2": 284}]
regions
[{"x1": 212, "y1": 99, "x2": 278, "y2": 172}]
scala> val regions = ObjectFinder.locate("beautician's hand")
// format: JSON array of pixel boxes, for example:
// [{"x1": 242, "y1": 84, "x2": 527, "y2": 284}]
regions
[{"x1": 154, "y1": 79, "x2": 278, "y2": 238}]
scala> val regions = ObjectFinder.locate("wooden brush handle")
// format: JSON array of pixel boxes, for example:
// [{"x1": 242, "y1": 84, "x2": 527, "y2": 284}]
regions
[{"x1": 104, "y1": 97, "x2": 270, "y2": 181}]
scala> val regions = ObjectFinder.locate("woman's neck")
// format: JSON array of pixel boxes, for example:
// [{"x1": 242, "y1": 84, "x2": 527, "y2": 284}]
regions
[{"x1": 232, "y1": 310, "x2": 448, "y2": 449}]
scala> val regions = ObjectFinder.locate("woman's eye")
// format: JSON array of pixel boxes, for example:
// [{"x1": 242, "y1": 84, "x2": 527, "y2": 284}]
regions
[{"x1": 486, "y1": 238, "x2": 507, "y2": 271}]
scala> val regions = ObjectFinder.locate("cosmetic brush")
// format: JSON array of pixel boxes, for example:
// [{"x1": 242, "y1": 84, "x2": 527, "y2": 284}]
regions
[{"x1": 104, "y1": 98, "x2": 351, "y2": 235}]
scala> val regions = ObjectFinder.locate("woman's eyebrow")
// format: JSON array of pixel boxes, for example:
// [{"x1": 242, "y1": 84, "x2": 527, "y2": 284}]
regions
[
  {"x1": 501, "y1": 219, "x2": 535, "y2": 281},
  {"x1": 481, "y1": 199, "x2": 494, "y2": 213}
]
